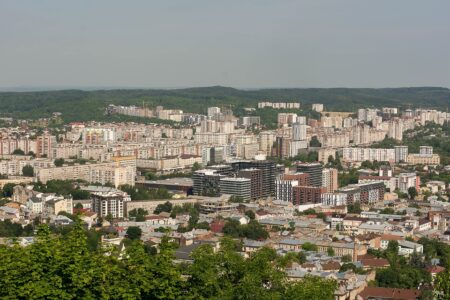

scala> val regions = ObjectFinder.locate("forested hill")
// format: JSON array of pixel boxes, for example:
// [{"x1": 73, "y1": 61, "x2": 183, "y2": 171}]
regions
[{"x1": 0, "y1": 86, "x2": 449, "y2": 122}]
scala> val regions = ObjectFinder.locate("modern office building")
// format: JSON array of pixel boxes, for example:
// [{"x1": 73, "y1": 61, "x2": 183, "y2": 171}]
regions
[
  {"x1": 296, "y1": 163, "x2": 323, "y2": 187},
  {"x1": 219, "y1": 177, "x2": 251, "y2": 202},
  {"x1": 208, "y1": 164, "x2": 234, "y2": 176},
  {"x1": 192, "y1": 170, "x2": 223, "y2": 196}
]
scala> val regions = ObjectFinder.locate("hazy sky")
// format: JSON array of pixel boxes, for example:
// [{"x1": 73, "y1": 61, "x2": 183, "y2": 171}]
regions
[{"x1": 1, "y1": 0, "x2": 450, "y2": 89}]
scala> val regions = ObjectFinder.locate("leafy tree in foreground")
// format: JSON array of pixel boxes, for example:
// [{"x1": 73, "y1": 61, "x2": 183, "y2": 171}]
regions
[
  {"x1": 435, "y1": 270, "x2": 450, "y2": 299},
  {"x1": 0, "y1": 223, "x2": 337, "y2": 299}
]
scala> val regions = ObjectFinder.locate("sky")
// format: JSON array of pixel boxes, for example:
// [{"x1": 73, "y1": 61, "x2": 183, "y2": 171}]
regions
[{"x1": 1, "y1": 0, "x2": 450, "y2": 89}]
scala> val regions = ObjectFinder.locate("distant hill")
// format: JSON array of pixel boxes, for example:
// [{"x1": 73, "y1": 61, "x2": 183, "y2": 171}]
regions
[{"x1": 0, "y1": 86, "x2": 449, "y2": 122}]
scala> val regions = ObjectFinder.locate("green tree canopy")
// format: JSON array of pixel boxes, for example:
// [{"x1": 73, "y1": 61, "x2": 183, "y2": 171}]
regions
[
  {"x1": 126, "y1": 226, "x2": 142, "y2": 240},
  {"x1": 22, "y1": 165, "x2": 34, "y2": 177}
]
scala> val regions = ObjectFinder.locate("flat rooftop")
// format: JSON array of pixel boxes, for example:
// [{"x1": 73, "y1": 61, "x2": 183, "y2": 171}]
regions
[{"x1": 138, "y1": 177, "x2": 193, "y2": 186}]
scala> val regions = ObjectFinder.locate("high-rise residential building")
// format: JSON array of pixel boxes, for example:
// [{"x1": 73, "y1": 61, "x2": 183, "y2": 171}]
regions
[
  {"x1": 343, "y1": 117, "x2": 357, "y2": 128},
  {"x1": 342, "y1": 147, "x2": 395, "y2": 163},
  {"x1": 419, "y1": 146, "x2": 433, "y2": 156},
  {"x1": 379, "y1": 165, "x2": 393, "y2": 177},
  {"x1": 292, "y1": 116, "x2": 307, "y2": 140},
  {"x1": 358, "y1": 108, "x2": 378, "y2": 122},
  {"x1": 207, "y1": 107, "x2": 221, "y2": 117},
  {"x1": 238, "y1": 168, "x2": 263, "y2": 200},
  {"x1": 219, "y1": 177, "x2": 251, "y2": 202},
  {"x1": 394, "y1": 146, "x2": 408, "y2": 163},
  {"x1": 258, "y1": 102, "x2": 300, "y2": 109},
  {"x1": 357, "y1": 109, "x2": 367, "y2": 122},
  {"x1": 241, "y1": 116, "x2": 260, "y2": 127},
  {"x1": 312, "y1": 103, "x2": 324, "y2": 112},
  {"x1": 321, "y1": 116, "x2": 343, "y2": 128},
  {"x1": 0, "y1": 136, "x2": 37, "y2": 155},
  {"x1": 36, "y1": 132, "x2": 57, "y2": 158},
  {"x1": 258, "y1": 131, "x2": 276, "y2": 156},
  {"x1": 231, "y1": 160, "x2": 277, "y2": 197},
  {"x1": 277, "y1": 113, "x2": 297, "y2": 127},
  {"x1": 34, "y1": 159, "x2": 136, "y2": 187},
  {"x1": 200, "y1": 119, "x2": 218, "y2": 133},
  {"x1": 388, "y1": 118, "x2": 404, "y2": 141},
  {"x1": 397, "y1": 173, "x2": 420, "y2": 193},
  {"x1": 322, "y1": 168, "x2": 338, "y2": 192},
  {"x1": 282, "y1": 172, "x2": 310, "y2": 186},
  {"x1": 338, "y1": 182, "x2": 385, "y2": 205},
  {"x1": 321, "y1": 193, "x2": 347, "y2": 207},
  {"x1": 90, "y1": 188, "x2": 131, "y2": 219},
  {"x1": 382, "y1": 107, "x2": 398, "y2": 115},
  {"x1": 210, "y1": 147, "x2": 225, "y2": 164},
  {"x1": 318, "y1": 148, "x2": 337, "y2": 163},
  {"x1": 296, "y1": 163, "x2": 323, "y2": 187},
  {"x1": 275, "y1": 180, "x2": 298, "y2": 203},
  {"x1": 292, "y1": 186, "x2": 326, "y2": 205}
]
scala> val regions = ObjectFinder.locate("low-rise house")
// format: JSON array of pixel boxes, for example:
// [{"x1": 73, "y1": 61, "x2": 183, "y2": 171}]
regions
[
  {"x1": 0, "y1": 206, "x2": 20, "y2": 221},
  {"x1": 52, "y1": 214, "x2": 74, "y2": 226},
  {"x1": 355, "y1": 233, "x2": 381, "y2": 249},
  {"x1": 426, "y1": 180, "x2": 446, "y2": 194},
  {"x1": 27, "y1": 197, "x2": 43, "y2": 214},
  {"x1": 44, "y1": 197, "x2": 73, "y2": 215},
  {"x1": 12, "y1": 185, "x2": 37, "y2": 204},
  {"x1": 358, "y1": 221, "x2": 392, "y2": 235},
  {"x1": 174, "y1": 240, "x2": 220, "y2": 263},
  {"x1": 359, "y1": 257, "x2": 389, "y2": 270},
  {"x1": 278, "y1": 239, "x2": 302, "y2": 252},
  {"x1": 243, "y1": 239, "x2": 268, "y2": 254},
  {"x1": 380, "y1": 234, "x2": 404, "y2": 250},
  {"x1": 417, "y1": 218, "x2": 432, "y2": 232},
  {"x1": 259, "y1": 218, "x2": 289, "y2": 230},
  {"x1": 398, "y1": 240, "x2": 423, "y2": 256},
  {"x1": 343, "y1": 216, "x2": 366, "y2": 234}
]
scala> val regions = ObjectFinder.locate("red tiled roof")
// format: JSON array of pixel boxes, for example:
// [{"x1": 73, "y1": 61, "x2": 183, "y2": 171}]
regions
[
  {"x1": 380, "y1": 234, "x2": 403, "y2": 241},
  {"x1": 426, "y1": 265, "x2": 445, "y2": 274},
  {"x1": 360, "y1": 258, "x2": 389, "y2": 268},
  {"x1": 358, "y1": 287, "x2": 421, "y2": 300}
]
